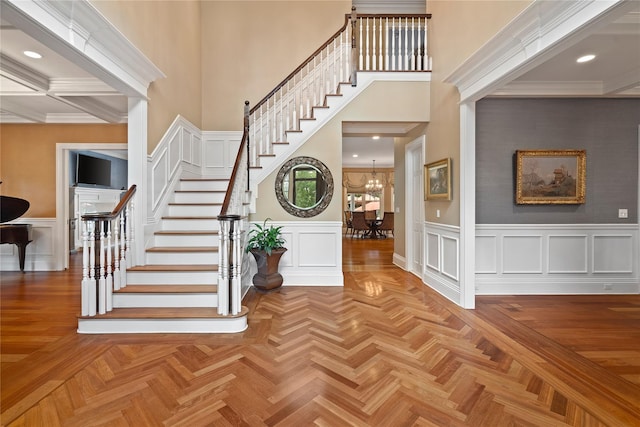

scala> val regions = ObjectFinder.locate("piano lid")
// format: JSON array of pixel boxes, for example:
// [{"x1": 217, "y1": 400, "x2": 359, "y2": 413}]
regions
[{"x1": 0, "y1": 196, "x2": 30, "y2": 223}]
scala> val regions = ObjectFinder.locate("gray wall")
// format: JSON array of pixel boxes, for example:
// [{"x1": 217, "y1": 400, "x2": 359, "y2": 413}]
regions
[{"x1": 476, "y1": 98, "x2": 639, "y2": 224}]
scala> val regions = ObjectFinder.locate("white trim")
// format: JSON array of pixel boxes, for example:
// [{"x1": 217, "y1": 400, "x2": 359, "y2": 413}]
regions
[
  {"x1": 444, "y1": 0, "x2": 637, "y2": 102},
  {"x1": 405, "y1": 135, "x2": 425, "y2": 278},
  {"x1": 459, "y1": 102, "x2": 476, "y2": 308},
  {"x1": 3, "y1": 0, "x2": 165, "y2": 98},
  {"x1": 392, "y1": 253, "x2": 407, "y2": 270}
]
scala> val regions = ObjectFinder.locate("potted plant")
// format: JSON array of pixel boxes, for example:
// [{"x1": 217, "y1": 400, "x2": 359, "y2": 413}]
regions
[{"x1": 246, "y1": 218, "x2": 287, "y2": 292}]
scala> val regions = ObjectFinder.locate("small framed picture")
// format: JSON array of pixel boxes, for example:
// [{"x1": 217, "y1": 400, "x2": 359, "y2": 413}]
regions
[
  {"x1": 515, "y1": 149, "x2": 586, "y2": 205},
  {"x1": 425, "y1": 158, "x2": 451, "y2": 201}
]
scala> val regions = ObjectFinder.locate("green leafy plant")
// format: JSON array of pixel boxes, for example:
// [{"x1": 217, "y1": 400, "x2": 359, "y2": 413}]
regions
[{"x1": 246, "y1": 218, "x2": 285, "y2": 256}]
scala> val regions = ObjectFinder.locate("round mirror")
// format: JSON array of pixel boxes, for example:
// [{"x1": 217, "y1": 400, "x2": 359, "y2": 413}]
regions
[{"x1": 275, "y1": 156, "x2": 334, "y2": 218}]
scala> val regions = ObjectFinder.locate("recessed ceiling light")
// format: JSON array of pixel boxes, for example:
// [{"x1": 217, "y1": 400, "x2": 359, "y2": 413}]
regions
[
  {"x1": 23, "y1": 50, "x2": 42, "y2": 59},
  {"x1": 576, "y1": 54, "x2": 595, "y2": 63},
  {"x1": 372, "y1": 136, "x2": 380, "y2": 140},
  {"x1": 352, "y1": 154, "x2": 358, "y2": 158}
]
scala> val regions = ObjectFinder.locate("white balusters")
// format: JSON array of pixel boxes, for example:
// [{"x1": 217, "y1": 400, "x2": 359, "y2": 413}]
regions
[
  {"x1": 81, "y1": 222, "x2": 90, "y2": 316},
  {"x1": 119, "y1": 213, "x2": 127, "y2": 288},
  {"x1": 88, "y1": 225, "x2": 96, "y2": 316},
  {"x1": 98, "y1": 222, "x2": 106, "y2": 315},
  {"x1": 113, "y1": 217, "x2": 121, "y2": 291},
  {"x1": 105, "y1": 221, "x2": 113, "y2": 312}
]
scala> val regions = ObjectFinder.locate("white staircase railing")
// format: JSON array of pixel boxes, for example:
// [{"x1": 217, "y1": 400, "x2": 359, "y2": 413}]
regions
[
  {"x1": 248, "y1": 8, "x2": 431, "y2": 170},
  {"x1": 80, "y1": 185, "x2": 136, "y2": 317}
]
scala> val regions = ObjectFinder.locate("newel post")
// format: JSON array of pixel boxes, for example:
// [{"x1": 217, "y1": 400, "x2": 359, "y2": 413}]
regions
[
  {"x1": 217, "y1": 214, "x2": 242, "y2": 316},
  {"x1": 350, "y1": 6, "x2": 358, "y2": 86}
]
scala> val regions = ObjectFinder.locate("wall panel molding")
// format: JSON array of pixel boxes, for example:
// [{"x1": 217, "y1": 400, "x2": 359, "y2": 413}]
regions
[
  {"x1": 0, "y1": 218, "x2": 56, "y2": 271},
  {"x1": 423, "y1": 222, "x2": 461, "y2": 303},
  {"x1": 477, "y1": 224, "x2": 639, "y2": 294},
  {"x1": 247, "y1": 221, "x2": 343, "y2": 286}
]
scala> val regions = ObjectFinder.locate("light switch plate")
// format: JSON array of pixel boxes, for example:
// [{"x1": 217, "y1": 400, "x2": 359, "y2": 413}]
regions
[{"x1": 618, "y1": 209, "x2": 628, "y2": 219}]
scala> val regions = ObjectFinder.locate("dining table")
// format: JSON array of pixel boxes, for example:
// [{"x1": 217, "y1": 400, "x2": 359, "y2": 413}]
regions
[{"x1": 366, "y1": 218, "x2": 384, "y2": 239}]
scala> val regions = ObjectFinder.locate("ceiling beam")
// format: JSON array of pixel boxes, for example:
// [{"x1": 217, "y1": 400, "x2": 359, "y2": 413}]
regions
[{"x1": 0, "y1": 97, "x2": 46, "y2": 122}]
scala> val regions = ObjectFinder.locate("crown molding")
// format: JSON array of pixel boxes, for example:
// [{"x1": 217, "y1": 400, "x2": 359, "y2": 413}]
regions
[
  {"x1": 1, "y1": 0, "x2": 165, "y2": 98},
  {"x1": 0, "y1": 53, "x2": 49, "y2": 92},
  {"x1": 444, "y1": 0, "x2": 638, "y2": 102}
]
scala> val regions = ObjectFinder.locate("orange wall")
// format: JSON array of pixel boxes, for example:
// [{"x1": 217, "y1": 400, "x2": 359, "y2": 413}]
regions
[{"x1": 0, "y1": 124, "x2": 127, "y2": 218}]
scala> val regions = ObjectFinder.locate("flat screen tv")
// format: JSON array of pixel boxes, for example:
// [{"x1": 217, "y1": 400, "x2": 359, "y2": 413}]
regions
[{"x1": 76, "y1": 153, "x2": 111, "y2": 187}]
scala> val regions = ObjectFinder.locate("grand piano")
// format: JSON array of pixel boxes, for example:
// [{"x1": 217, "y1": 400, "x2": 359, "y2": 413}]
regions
[{"x1": 0, "y1": 194, "x2": 33, "y2": 272}]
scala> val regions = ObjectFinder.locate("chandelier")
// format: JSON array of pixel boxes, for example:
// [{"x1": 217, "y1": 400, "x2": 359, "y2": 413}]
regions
[{"x1": 365, "y1": 160, "x2": 383, "y2": 198}]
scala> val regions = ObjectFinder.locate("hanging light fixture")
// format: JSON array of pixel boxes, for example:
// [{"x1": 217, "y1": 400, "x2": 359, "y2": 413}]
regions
[{"x1": 365, "y1": 160, "x2": 383, "y2": 198}]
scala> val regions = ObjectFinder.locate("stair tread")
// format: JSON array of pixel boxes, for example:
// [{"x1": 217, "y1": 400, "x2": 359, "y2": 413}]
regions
[
  {"x1": 79, "y1": 306, "x2": 248, "y2": 320},
  {"x1": 116, "y1": 285, "x2": 217, "y2": 293},
  {"x1": 146, "y1": 246, "x2": 219, "y2": 252},
  {"x1": 128, "y1": 264, "x2": 218, "y2": 272},
  {"x1": 154, "y1": 230, "x2": 219, "y2": 235}
]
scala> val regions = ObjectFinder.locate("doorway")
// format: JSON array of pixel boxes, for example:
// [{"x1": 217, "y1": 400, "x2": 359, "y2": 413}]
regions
[
  {"x1": 405, "y1": 136, "x2": 424, "y2": 277},
  {"x1": 55, "y1": 143, "x2": 128, "y2": 270}
]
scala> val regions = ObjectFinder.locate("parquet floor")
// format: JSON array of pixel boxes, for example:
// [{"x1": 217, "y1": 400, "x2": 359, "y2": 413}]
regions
[{"x1": 1, "y1": 236, "x2": 639, "y2": 426}]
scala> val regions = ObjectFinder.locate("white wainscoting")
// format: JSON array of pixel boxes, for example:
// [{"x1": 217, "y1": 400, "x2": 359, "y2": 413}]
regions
[
  {"x1": 200, "y1": 132, "x2": 242, "y2": 178},
  {"x1": 247, "y1": 221, "x2": 344, "y2": 286},
  {"x1": 423, "y1": 222, "x2": 461, "y2": 303},
  {"x1": 146, "y1": 115, "x2": 241, "y2": 227},
  {"x1": 0, "y1": 219, "x2": 57, "y2": 271},
  {"x1": 476, "y1": 224, "x2": 640, "y2": 294}
]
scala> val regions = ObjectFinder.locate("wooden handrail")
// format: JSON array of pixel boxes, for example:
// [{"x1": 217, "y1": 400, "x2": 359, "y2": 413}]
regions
[
  {"x1": 220, "y1": 102, "x2": 250, "y2": 216},
  {"x1": 81, "y1": 185, "x2": 137, "y2": 221}
]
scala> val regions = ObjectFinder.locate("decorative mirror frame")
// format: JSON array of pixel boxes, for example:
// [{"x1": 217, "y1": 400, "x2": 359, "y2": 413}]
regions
[{"x1": 275, "y1": 156, "x2": 334, "y2": 218}]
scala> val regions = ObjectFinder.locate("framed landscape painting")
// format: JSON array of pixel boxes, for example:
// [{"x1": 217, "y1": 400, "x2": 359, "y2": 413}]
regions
[
  {"x1": 515, "y1": 149, "x2": 586, "y2": 205},
  {"x1": 425, "y1": 158, "x2": 451, "y2": 201}
]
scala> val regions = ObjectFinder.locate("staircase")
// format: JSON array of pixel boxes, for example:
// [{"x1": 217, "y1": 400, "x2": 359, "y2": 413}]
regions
[{"x1": 76, "y1": 178, "x2": 249, "y2": 334}]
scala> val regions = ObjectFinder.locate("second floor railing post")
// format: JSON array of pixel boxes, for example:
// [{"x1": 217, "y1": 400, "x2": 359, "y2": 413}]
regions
[{"x1": 350, "y1": 6, "x2": 358, "y2": 86}]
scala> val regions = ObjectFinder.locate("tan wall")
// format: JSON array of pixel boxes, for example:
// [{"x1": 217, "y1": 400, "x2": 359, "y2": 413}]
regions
[
  {"x1": 254, "y1": 80, "x2": 430, "y2": 221},
  {"x1": 425, "y1": 0, "x2": 531, "y2": 225},
  {"x1": 201, "y1": 1, "x2": 350, "y2": 130},
  {"x1": 91, "y1": 0, "x2": 202, "y2": 153},
  {"x1": 0, "y1": 124, "x2": 127, "y2": 218}
]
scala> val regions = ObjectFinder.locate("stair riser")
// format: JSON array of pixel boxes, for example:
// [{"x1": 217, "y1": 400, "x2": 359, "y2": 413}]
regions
[
  {"x1": 179, "y1": 181, "x2": 229, "y2": 191},
  {"x1": 145, "y1": 251, "x2": 219, "y2": 265},
  {"x1": 113, "y1": 293, "x2": 218, "y2": 308},
  {"x1": 167, "y1": 205, "x2": 222, "y2": 217},
  {"x1": 161, "y1": 219, "x2": 220, "y2": 231},
  {"x1": 154, "y1": 234, "x2": 219, "y2": 247},
  {"x1": 127, "y1": 271, "x2": 218, "y2": 285},
  {"x1": 173, "y1": 193, "x2": 225, "y2": 204},
  {"x1": 77, "y1": 317, "x2": 248, "y2": 334}
]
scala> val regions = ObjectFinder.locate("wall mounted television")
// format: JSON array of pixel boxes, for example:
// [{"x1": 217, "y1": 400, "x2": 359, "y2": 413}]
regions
[{"x1": 76, "y1": 153, "x2": 111, "y2": 187}]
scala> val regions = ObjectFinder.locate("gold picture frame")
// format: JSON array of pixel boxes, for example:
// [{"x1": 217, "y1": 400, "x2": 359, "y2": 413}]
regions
[
  {"x1": 515, "y1": 149, "x2": 586, "y2": 205},
  {"x1": 425, "y1": 158, "x2": 451, "y2": 201}
]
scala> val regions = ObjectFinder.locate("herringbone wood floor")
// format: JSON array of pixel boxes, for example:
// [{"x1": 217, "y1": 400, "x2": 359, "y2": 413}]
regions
[{"x1": 1, "y1": 237, "x2": 639, "y2": 426}]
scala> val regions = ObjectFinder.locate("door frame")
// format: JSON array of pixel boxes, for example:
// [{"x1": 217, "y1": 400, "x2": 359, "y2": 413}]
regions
[
  {"x1": 405, "y1": 135, "x2": 425, "y2": 276},
  {"x1": 55, "y1": 143, "x2": 128, "y2": 270}
]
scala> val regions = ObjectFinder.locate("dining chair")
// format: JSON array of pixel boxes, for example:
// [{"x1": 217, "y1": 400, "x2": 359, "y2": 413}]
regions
[
  {"x1": 378, "y1": 212, "x2": 394, "y2": 237},
  {"x1": 344, "y1": 210, "x2": 354, "y2": 236},
  {"x1": 350, "y1": 211, "x2": 369, "y2": 238}
]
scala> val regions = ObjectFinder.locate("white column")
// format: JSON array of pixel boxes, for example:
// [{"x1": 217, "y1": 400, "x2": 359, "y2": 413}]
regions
[
  {"x1": 128, "y1": 97, "x2": 148, "y2": 266},
  {"x1": 459, "y1": 102, "x2": 476, "y2": 309}
]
